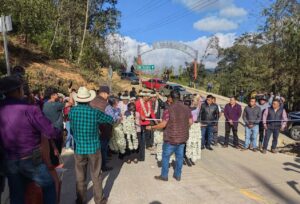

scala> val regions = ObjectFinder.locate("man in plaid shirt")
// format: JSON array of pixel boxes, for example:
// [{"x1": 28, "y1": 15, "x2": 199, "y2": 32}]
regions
[{"x1": 69, "y1": 87, "x2": 113, "y2": 204}]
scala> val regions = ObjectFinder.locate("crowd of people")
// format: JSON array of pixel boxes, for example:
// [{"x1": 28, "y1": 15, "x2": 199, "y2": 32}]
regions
[{"x1": 0, "y1": 74, "x2": 289, "y2": 204}]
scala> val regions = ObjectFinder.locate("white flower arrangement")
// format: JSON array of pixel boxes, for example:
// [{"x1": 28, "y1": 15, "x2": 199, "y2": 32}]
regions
[
  {"x1": 186, "y1": 123, "x2": 202, "y2": 162},
  {"x1": 122, "y1": 115, "x2": 138, "y2": 150},
  {"x1": 153, "y1": 123, "x2": 202, "y2": 163},
  {"x1": 109, "y1": 114, "x2": 139, "y2": 154}
]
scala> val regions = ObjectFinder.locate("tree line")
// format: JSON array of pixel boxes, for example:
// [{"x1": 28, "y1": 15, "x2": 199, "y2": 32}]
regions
[
  {"x1": 213, "y1": 0, "x2": 300, "y2": 111},
  {"x1": 0, "y1": 0, "x2": 120, "y2": 70}
]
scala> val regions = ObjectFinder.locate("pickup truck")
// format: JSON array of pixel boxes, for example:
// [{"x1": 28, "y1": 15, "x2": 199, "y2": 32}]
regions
[
  {"x1": 142, "y1": 78, "x2": 166, "y2": 91},
  {"x1": 159, "y1": 83, "x2": 192, "y2": 101}
]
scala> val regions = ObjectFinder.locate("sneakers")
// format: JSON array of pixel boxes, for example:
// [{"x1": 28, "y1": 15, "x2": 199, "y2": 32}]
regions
[
  {"x1": 222, "y1": 144, "x2": 229, "y2": 148},
  {"x1": 261, "y1": 149, "x2": 267, "y2": 154},
  {"x1": 154, "y1": 176, "x2": 168, "y2": 182}
]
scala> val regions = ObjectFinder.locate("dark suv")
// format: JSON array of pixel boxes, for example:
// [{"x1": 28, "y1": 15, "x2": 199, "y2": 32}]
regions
[
  {"x1": 288, "y1": 111, "x2": 300, "y2": 141},
  {"x1": 120, "y1": 72, "x2": 139, "y2": 85}
]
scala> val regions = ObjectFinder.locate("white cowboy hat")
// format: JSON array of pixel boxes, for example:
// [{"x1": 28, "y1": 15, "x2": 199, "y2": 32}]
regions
[
  {"x1": 120, "y1": 95, "x2": 130, "y2": 100},
  {"x1": 139, "y1": 91, "x2": 151, "y2": 97},
  {"x1": 130, "y1": 97, "x2": 136, "y2": 101},
  {"x1": 57, "y1": 93, "x2": 65, "y2": 98},
  {"x1": 73, "y1": 87, "x2": 96, "y2": 103}
]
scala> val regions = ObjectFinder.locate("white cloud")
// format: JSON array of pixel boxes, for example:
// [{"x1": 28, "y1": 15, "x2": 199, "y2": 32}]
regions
[
  {"x1": 174, "y1": 0, "x2": 234, "y2": 12},
  {"x1": 106, "y1": 33, "x2": 236, "y2": 72},
  {"x1": 193, "y1": 16, "x2": 238, "y2": 32},
  {"x1": 219, "y1": 5, "x2": 247, "y2": 18},
  {"x1": 175, "y1": 0, "x2": 247, "y2": 32}
]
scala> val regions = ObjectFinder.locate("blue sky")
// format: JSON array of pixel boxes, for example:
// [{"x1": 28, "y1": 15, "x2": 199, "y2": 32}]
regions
[
  {"x1": 108, "y1": 0, "x2": 273, "y2": 70},
  {"x1": 117, "y1": 0, "x2": 272, "y2": 44}
]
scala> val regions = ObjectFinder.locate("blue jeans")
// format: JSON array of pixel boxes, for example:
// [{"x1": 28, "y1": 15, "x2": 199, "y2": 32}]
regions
[
  {"x1": 245, "y1": 125, "x2": 259, "y2": 149},
  {"x1": 263, "y1": 128, "x2": 280, "y2": 150},
  {"x1": 65, "y1": 121, "x2": 73, "y2": 149},
  {"x1": 5, "y1": 158, "x2": 56, "y2": 204},
  {"x1": 161, "y1": 142, "x2": 185, "y2": 179},
  {"x1": 201, "y1": 125, "x2": 214, "y2": 147}
]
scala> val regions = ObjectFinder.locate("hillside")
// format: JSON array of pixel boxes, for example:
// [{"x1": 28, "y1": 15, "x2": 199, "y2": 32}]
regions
[{"x1": 0, "y1": 37, "x2": 134, "y2": 95}]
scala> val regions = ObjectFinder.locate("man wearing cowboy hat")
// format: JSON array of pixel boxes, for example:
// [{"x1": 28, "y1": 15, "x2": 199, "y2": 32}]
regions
[
  {"x1": 256, "y1": 95, "x2": 270, "y2": 150},
  {"x1": 118, "y1": 93, "x2": 130, "y2": 116},
  {"x1": 69, "y1": 87, "x2": 114, "y2": 204},
  {"x1": 90, "y1": 86, "x2": 119, "y2": 172},
  {"x1": 150, "y1": 91, "x2": 166, "y2": 119},
  {"x1": 0, "y1": 76, "x2": 61, "y2": 204}
]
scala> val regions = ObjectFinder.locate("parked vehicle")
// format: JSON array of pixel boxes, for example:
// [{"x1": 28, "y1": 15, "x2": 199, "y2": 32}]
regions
[
  {"x1": 288, "y1": 111, "x2": 300, "y2": 141},
  {"x1": 120, "y1": 72, "x2": 139, "y2": 85},
  {"x1": 159, "y1": 83, "x2": 192, "y2": 101},
  {"x1": 142, "y1": 78, "x2": 166, "y2": 91}
]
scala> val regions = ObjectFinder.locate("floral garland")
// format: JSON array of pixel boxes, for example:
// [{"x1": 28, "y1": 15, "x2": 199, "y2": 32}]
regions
[
  {"x1": 122, "y1": 115, "x2": 138, "y2": 150},
  {"x1": 153, "y1": 100, "x2": 159, "y2": 114},
  {"x1": 109, "y1": 115, "x2": 139, "y2": 153},
  {"x1": 186, "y1": 123, "x2": 202, "y2": 162},
  {"x1": 140, "y1": 99, "x2": 151, "y2": 117}
]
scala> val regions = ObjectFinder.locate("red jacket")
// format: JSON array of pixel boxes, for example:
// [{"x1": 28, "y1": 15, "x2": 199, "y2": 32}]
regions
[{"x1": 135, "y1": 99, "x2": 156, "y2": 126}]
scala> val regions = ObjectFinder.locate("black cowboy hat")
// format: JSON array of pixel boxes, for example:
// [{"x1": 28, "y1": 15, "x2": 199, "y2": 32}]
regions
[{"x1": 0, "y1": 76, "x2": 23, "y2": 94}]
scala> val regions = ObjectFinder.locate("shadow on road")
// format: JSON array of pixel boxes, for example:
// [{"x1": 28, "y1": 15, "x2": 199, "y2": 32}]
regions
[
  {"x1": 86, "y1": 154, "x2": 124, "y2": 201},
  {"x1": 217, "y1": 135, "x2": 245, "y2": 148},
  {"x1": 150, "y1": 201, "x2": 162, "y2": 204},
  {"x1": 238, "y1": 164, "x2": 298, "y2": 204},
  {"x1": 102, "y1": 155, "x2": 124, "y2": 198},
  {"x1": 283, "y1": 158, "x2": 300, "y2": 195},
  {"x1": 283, "y1": 158, "x2": 300, "y2": 174},
  {"x1": 287, "y1": 181, "x2": 300, "y2": 195}
]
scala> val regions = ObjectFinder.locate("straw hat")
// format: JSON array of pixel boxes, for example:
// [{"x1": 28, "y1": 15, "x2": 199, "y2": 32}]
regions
[
  {"x1": 73, "y1": 87, "x2": 96, "y2": 103},
  {"x1": 120, "y1": 94, "x2": 130, "y2": 100},
  {"x1": 139, "y1": 90, "x2": 151, "y2": 97}
]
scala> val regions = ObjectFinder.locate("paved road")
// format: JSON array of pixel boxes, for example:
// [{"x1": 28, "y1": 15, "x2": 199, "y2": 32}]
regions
[
  {"x1": 58, "y1": 114, "x2": 299, "y2": 204},
  {"x1": 59, "y1": 145, "x2": 300, "y2": 204}
]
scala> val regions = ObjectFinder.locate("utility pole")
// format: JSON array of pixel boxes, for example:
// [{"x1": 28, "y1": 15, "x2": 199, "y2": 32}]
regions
[{"x1": 0, "y1": 16, "x2": 12, "y2": 76}]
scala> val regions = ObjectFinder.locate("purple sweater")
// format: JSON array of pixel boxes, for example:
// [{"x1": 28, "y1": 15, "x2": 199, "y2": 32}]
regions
[
  {"x1": 224, "y1": 103, "x2": 242, "y2": 127},
  {"x1": 0, "y1": 98, "x2": 60, "y2": 159}
]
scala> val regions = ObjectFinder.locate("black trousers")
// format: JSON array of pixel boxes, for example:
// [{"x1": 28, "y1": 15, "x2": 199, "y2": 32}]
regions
[
  {"x1": 225, "y1": 122, "x2": 239, "y2": 146},
  {"x1": 137, "y1": 132, "x2": 145, "y2": 161},
  {"x1": 213, "y1": 125, "x2": 219, "y2": 144},
  {"x1": 259, "y1": 122, "x2": 265, "y2": 144},
  {"x1": 142, "y1": 126, "x2": 153, "y2": 148}
]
